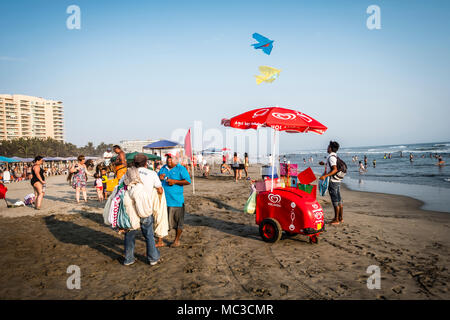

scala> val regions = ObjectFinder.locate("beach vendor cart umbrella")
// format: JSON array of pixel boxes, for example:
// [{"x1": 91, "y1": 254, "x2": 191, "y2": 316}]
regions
[{"x1": 221, "y1": 106, "x2": 327, "y2": 191}]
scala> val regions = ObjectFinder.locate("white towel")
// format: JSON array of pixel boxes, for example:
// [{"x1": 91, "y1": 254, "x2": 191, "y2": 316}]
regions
[{"x1": 151, "y1": 188, "x2": 169, "y2": 238}]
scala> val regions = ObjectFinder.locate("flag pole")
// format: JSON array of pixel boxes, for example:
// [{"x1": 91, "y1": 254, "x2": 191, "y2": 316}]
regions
[{"x1": 190, "y1": 130, "x2": 196, "y2": 195}]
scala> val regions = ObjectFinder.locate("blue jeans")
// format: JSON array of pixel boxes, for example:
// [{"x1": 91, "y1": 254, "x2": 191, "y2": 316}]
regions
[
  {"x1": 328, "y1": 181, "x2": 342, "y2": 207},
  {"x1": 124, "y1": 216, "x2": 160, "y2": 264}
]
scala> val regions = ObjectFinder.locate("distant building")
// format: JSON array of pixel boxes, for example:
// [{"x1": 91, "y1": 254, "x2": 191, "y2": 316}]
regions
[
  {"x1": 0, "y1": 94, "x2": 64, "y2": 141},
  {"x1": 119, "y1": 139, "x2": 157, "y2": 153}
]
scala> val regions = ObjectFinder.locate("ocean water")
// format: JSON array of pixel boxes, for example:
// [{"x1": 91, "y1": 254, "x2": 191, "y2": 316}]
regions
[{"x1": 284, "y1": 142, "x2": 450, "y2": 213}]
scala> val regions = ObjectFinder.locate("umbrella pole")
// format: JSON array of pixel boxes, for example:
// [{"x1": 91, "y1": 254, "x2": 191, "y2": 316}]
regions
[{"x1": 271, "y1": 128, "x2": 276, "y2": 192}]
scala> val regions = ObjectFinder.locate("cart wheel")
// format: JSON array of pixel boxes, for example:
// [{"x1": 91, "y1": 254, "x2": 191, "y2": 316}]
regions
[
  {"x1": 309, "y1": 235, "x2": 320, "y2": 244},
  {"x1": 259, "y1": 218, "x2": 282, "y2": 243}
]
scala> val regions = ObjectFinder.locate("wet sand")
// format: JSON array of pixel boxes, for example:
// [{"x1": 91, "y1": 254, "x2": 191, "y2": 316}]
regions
[{"x1": 0, "y1": 166, "x2": 449, "y2": 299}]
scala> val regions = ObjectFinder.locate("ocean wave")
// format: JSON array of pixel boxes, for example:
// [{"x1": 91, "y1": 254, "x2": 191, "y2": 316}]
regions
[
  {"x1": 445, "y1": 178, "x2": 450, "y2": 182},
  {"x1": 403, "y1": 149, "x2": 450, "y2": 154},
  {"x1": 434, "y1": 143, "x2": 450, "y2": 147},
  {"x1": 337, "y1": 149, "x2": 450, "y2": 155},
  {"x1": 389, "y1": 145, "x2": 407, "y2": 149}
]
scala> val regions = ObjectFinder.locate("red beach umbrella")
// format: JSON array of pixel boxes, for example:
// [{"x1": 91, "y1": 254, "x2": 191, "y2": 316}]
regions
[
  {"x1": 221, "y1": 107, "x2": 327, "y2": 134},
  {"x1": 221, "y1": 107, "x2": 327, "y2": 191}
]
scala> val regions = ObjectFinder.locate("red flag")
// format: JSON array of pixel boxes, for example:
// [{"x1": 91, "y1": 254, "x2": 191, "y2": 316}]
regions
[
  {"x1": 297, "y1": 167, "x2": 316, "y2": 185},
  {"x1": 184, "y1": 128, "x2": 192, "y2": 160}
]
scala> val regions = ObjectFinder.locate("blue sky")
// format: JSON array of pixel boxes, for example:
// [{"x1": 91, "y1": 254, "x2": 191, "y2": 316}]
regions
[{"x1": 1, "y1": 0, "x2": 449, "y2": 152}]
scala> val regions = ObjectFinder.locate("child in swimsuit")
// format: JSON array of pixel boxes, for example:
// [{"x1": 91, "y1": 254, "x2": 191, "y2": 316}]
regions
[{"x1": 94, "y1": 173, "x2": 104, "y2": 202}]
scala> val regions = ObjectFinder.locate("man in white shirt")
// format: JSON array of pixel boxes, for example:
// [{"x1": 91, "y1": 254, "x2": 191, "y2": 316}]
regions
[
  {"x1": 122, "y1": 154, "x2": 163, "y2": 266},
  {"x1": 137, "y1": 160, "x2": 162, "y2": 194},
  {"x1": 319, "y1": 141, "x2": 343, "y2": 225},
  {"x1": 103, "y1": 148, "x2": 113, "y2": 166},
  {"x1": 2, "y1": 169, "x2": 11, "y2": 183}
]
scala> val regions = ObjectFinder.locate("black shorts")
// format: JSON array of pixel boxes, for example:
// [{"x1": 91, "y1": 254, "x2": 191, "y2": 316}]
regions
[
  {"x1": 102, "y1": 183, "x2": 107, "y2": 191},
  {"x1": 168, "y1": 205, "x2": 185, "y2": 230}
]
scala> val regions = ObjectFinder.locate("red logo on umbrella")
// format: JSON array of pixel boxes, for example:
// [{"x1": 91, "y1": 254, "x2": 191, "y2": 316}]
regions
[
  {"x1": 252, "y1": 108, "x2": 270, "y2": 118},
  {"x1": 272, "y1": 112, "x2": 296, "y2": 121}
]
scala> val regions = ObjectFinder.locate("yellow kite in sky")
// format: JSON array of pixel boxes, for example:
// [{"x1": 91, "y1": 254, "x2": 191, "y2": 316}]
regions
[{"x1": 255, "y1": 66, "x2": 281, "y2": 84}]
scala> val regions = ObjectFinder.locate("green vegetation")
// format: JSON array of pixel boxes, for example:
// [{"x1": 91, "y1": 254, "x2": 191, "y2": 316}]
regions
[{"x1": 0, "y1": 138, "x2": 114, "y2": 158}]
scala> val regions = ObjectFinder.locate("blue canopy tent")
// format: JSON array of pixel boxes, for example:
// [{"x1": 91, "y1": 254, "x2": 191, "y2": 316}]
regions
[
  {"x1": 11, "y1": 156, "x2": 33, "y2": 162},
  {"x1": 0, "y1": 156, "x2": 19, "y2": 172},
  {"x1": 143, "y1": 140, "x2": 183, "y2": 159},
  {"x1": 0, "y1": 156, "x2": 19, "y2": 163}
]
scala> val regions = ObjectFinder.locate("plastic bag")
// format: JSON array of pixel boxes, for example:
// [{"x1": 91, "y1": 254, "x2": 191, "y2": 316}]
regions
[
  {"x1": 103, "y1": 192, "x2": 114, "y2": 225},
  {"x1": 318, "y1": 177, "x2": 329, "y2": 196},
  {"x1": 244, "y1": 191, "x2": 257, "y2": 214},
  {"x1": 116, "y1": 192, "x2": 132, "y2": 229}
]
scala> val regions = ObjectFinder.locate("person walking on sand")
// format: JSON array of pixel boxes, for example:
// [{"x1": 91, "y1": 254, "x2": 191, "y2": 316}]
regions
[
  {"x1": 319, "y1": 141, "x2": 344, "y2": 225},
  {"x1": 123, "y1": 154, "x2": 164, "y2": 266},
  {"x1": 231, "y1": 152, "x2": 242, "y2": 182},
  {"x1": 244, "y1": 152, "x2": 249, "y2": 178},
  {"x1": 113, "y1": 145, "x2": 127, "y2": 180},
  {"x1": 31, "y1": 156, "x2": 46, "y2": 210},
  {"x1": 68, "y1": 155, "x2": 92, "y2": 203},
  {"x1": 158, "y1": 153, "x2": 191, "y2": 248}
]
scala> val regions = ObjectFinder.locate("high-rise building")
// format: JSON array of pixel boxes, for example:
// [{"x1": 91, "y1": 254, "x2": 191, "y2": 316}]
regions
[{"x1": 0, "y1": 94, "x2": 64, "y2": 141}]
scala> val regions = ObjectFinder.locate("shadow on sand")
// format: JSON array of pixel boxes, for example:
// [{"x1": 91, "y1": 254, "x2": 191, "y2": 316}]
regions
[
  {"x1": 185, "y1": 212, "x2": 320, "y2": 244},
  {"x1": 184, "y1": 212, "x2": 261, "y2": 241},
  {"x1": 43, "y1": 215, "x2": 137, "y2": 263}
]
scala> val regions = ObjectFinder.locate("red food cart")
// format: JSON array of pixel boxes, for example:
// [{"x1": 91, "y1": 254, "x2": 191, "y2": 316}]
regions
[
  {"x1": 222, "y1": 107, "x2": 328, "y2": 243},
  {"x1": 255, "y1": 185, "x2": 324, "y2": 243}
]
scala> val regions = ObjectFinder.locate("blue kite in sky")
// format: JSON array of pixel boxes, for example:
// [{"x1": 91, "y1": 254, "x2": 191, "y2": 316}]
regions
[{"x1": 251, "y1": 33, "x2": 274, "y2": 55}]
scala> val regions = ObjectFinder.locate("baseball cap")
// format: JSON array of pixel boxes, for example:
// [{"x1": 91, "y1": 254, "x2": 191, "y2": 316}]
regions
[{"x1": 165, "y1": 153, "x2": 176, "y2": 158}]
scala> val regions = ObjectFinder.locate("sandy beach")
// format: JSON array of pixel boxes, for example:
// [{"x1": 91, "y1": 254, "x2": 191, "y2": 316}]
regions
[{"x1": 0, "y1": 165, "x2": 449, "y2": 300}]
